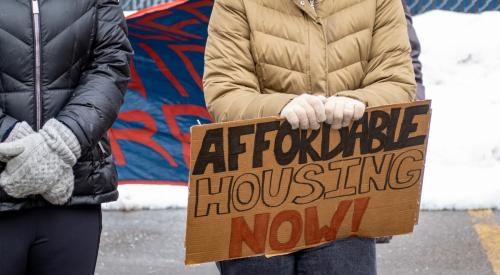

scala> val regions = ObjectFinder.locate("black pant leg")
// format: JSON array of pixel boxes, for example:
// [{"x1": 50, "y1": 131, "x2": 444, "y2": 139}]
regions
[
  {"x1": 295, "y1": 237, "x2": 377, "y2": 275},
  {"x1": 216, "y1": 254, "x2": 296, "y2": 275},
  {"x1": 0, "y1": 210, "x2": 36, "y2": 275},
  {"x1": 26, "y1": 206, "x2": 102, "y2": 275}
]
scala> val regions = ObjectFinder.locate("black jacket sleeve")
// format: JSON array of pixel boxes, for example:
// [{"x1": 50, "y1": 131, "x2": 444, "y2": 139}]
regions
[
  {"x1": 57, "y1": 0, "x2": 133, "y2": 155},
  {"x1": 403, "y1": 1, "x2": 425, "y2": 100},
  {"x1": 0, "y1": 112, "x2": 17, "y2": 141}
]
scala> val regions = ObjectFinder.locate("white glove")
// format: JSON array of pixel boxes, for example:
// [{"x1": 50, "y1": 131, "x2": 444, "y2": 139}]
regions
[
  {"x1": 324, "y1": 96, "x2": 366, "y2": 129},
  {"x1": 280, "y1": 94, "x2": 327, "y2": 130}
]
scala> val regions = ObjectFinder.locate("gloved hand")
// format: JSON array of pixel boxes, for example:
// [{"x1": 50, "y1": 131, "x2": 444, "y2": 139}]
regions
[
  {"x1": 0, "y1": 122, "x2": 35, "y2": 162},
  {"x1": 324, "y1": 96, "x2": 366, "y2": 129},
  {"x1": 280, "y1": 94, "x2": 327, "y2": 130},
  {"x1": 0, "y1": 119, "x2": 81, "y2": 205},
  {"x1": 4, "y1": 122, "x2": 35, "y2": 143}
]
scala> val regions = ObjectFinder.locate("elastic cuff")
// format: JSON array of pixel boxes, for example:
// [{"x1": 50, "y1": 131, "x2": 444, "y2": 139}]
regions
[
  {"x1": 43, "y1": 119, "x2": 82, "y2": 160},
  {"x1": 56, "y1": 115, "x2": 90, "y2": 154},
  {"x1": 333, "y1": 91, "x2": 369, "y2": 107}
]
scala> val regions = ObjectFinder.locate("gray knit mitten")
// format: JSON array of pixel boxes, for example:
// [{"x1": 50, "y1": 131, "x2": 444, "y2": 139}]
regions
[
  {"x1": 5, "y1": 122, "x2": 35, "y2": 143},
  {"x1": 0, "y1": 122, "x2": 35, "y2": 162},
  {"x1": 0, "y1": 119, "x2": 81, "y2": 205}
]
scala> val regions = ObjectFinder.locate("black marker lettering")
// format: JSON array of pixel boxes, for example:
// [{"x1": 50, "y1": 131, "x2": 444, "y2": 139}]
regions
[
  {"x1": 228, "y1": 125, "x2": 255, "y2": 171},
  {"x1": 192, "y1": 128, "x2": 226, "y2": 175}
]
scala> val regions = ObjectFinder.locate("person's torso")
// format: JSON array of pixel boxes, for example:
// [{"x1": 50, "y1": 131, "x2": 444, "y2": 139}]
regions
[
  {"x1": 0, "y1": 0, "x2": 98, "y2": 130},
  {"x1": 0, "y1": 0, "x2": 119, "y2": 211},
  {"x1": 242, "y1": 0, "x2": 376, "y2": 96}
]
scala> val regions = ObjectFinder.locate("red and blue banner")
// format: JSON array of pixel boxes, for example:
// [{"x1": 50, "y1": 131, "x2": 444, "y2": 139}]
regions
[
  {"x1": 115, "y1": 0, "x2": 496, "y2": 187},
  {"x1": 110, "y1": 0, "x2": 214, "y2": 186}
]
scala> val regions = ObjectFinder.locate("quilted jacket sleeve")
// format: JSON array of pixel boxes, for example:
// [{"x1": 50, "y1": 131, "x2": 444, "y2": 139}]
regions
[
  {"x1": 203, "y1": 0, "x2": 297, "y2": 122},
  {"x1": 56, "y1": 0, "x2": 132, "y2": 155},
  {"x1": 0, "y1": 112, "x2": 18, "y2": 142},
  {"x1": 335, "y1": 0, "x2": 416, "y2": 107}
]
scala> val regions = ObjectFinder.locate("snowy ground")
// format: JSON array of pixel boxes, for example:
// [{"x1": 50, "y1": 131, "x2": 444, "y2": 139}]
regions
[
  {"x1": 106, "y1": 10, "x2": 500, "y2": 211},
  {"x1": 415, "y1": 11, "x2": 500, "y2": 209}
]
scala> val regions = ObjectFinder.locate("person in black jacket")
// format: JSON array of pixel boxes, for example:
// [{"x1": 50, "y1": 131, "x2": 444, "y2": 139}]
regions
[{"x1": 0, "y1": 0, "x2": 132, "y2": 274}]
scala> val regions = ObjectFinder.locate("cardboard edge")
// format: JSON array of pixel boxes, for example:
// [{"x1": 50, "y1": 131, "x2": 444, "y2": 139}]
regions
[{"x1": 415, "y1": 100, "x2": 432, "y2": 224}]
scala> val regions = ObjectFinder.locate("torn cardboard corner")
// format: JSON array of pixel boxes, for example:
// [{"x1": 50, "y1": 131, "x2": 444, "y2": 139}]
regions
[{"x1": 185, "y1": 100, "x2": 432, "y2": 265}]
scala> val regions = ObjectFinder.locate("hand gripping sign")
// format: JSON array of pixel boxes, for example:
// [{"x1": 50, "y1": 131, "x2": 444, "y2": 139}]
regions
[{"x1": 185, "y1": 100, "x2": 432, "y2": 264}]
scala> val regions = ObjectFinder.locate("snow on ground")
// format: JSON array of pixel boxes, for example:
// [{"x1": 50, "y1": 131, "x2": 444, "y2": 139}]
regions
[
  {"x1": 105, "y1": 10, "x2": 500, "y2": 211},
  {"x1": 414, "y1": 11, "x2": 500, "y2": 209},
  {"x1": 123, "y1": 11, "x2": 137, "y2": 17},
  {"x1": 103, "y1": 185, "x2": 188, "y2": 210}
]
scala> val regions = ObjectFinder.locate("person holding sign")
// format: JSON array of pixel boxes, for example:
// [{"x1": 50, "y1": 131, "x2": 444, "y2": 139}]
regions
[{"x1": 203, "y1": 0, "x2": 417, "y2": 273}]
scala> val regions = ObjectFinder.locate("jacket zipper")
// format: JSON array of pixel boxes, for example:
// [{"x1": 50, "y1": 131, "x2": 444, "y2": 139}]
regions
[
  {"x1": 98, "y1": 141, "x2": 106, "y2": 156},
  {"x1": 321, "y1": 23, "x2": 328, "y2": 95},
  {"x1": 32, "y1": 0, "x2": 42, "y2": 131}
]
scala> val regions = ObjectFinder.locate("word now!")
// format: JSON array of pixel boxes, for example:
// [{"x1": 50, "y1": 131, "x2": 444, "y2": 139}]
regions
[{"x1": 228, "y1": 197, "x2": 370, "y2": 258}]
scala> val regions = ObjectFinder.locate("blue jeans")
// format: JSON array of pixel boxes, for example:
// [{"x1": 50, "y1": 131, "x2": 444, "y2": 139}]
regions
[{"x1": 216, "y1": 237, "x2": 376, "y2": 275}]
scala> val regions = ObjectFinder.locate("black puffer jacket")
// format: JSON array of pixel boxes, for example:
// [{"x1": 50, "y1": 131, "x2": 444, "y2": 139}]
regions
[{"x1": 0, "y1": 0, "x2": 132, "y2": 211}]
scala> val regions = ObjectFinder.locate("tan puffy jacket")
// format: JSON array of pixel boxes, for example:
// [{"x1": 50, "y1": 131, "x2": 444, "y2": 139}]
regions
[{"x1": 203, "y1": 0, "x2": 416, "y2": 122}]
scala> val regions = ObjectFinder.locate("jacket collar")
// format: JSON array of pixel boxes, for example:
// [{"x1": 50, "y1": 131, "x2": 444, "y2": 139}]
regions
[{"x1": 292, "y1": 0, "x2": 320, "y2": 22}]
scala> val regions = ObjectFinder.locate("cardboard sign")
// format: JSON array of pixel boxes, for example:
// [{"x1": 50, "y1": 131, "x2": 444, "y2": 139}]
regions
[{"x1": 185, "y1": 100, "x2": 432, "y2": 265}]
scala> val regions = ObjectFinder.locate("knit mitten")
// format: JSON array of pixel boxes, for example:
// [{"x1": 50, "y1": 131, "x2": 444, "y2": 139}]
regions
[
  {"x1": 0, "y1": 119, "x2": 81, "y2": 205},
  {"x1": 4, "y1": 122, "x2": 35, "y2": 143},
  {"x1": 0, "y1": 122, "x2": 35, "y2": 162}
]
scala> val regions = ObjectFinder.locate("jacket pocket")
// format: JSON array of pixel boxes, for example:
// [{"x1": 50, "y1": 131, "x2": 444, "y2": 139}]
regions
[{"x1": 73, "y1": 153, "x2": 117, "y2": 197}]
